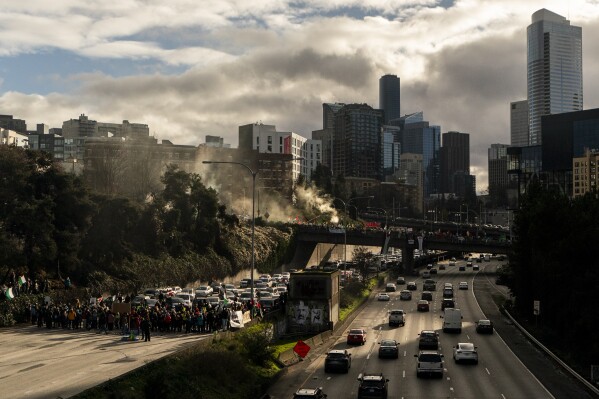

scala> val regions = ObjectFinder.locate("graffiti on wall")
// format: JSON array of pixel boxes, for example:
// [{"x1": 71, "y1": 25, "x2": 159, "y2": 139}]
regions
[{"x1": 288, "y1": 300, "x2": 329, "y2": 329}]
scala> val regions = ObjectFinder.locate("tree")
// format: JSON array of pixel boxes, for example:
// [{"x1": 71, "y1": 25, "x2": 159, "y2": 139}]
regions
[{"x1": 352, "y1": 246, "x2": 376, "y2": 284}]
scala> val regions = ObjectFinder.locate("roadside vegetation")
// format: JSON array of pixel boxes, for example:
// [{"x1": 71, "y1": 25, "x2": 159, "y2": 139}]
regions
[{"x1": 506, "y1": 182, "x2": 599, "y2": 379}]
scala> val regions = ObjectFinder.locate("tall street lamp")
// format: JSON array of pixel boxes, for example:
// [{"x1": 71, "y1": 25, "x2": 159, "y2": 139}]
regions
[
  {"x1": 203, "y1": 157, "x2": 302, "y2": 316},
  {"x1": 334, "y1": 196, "x2": 374, "y2": 276}
]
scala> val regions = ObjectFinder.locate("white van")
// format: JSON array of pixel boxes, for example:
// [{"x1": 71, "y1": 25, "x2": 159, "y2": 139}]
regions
[{"x1": 441, "y1": 308, "x2": 463, "y2": 333}]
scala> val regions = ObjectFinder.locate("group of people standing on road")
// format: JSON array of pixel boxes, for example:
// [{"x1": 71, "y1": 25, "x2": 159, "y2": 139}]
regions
[{"x1": 26, "y1": 296, "x2": 244, "y2": 342}]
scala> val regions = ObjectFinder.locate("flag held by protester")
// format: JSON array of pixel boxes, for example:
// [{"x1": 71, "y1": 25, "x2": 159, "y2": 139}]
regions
[
  {"x1": 18, "y1": 276, "x2": 26, "y2": 286},
  {"x1": 5, "y1": 287, "x2": 15, "y2": 300}
]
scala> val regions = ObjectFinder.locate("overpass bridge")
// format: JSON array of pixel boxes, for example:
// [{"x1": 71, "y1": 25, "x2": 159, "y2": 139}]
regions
[{"x1": 293, "y1": 226, "x2": 513, "y2": 274}]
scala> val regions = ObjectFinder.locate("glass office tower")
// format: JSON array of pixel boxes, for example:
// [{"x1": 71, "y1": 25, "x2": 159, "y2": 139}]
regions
[
  {"x1": 527, "y1": 8, "x2": 582, "y2": 145},
  {"x1": 379, "y1": 74, "x2": 400, "y2": 124}
]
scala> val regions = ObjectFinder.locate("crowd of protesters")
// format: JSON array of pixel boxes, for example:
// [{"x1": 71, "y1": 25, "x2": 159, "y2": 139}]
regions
[{"x1": 25, "y1": 292, "x2": 255, "y2": 340}]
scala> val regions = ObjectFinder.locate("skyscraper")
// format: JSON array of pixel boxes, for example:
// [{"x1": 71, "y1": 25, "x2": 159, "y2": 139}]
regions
[
  {"x1": 527, "y1": 9, "x2": 582, "y2": 145},
  {"x1": 439, "y1": 131, "x2": 470, "y2": 196},
  {"x1": 379, "y1": 74, "x2": 400, "y2": 124},
  {"x1": 510, "y1": 100, "x2": 528, "y2": 146}
]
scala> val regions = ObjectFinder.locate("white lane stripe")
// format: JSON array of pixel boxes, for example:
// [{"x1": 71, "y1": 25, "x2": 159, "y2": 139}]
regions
[{"x1": 485, "y1": 368, "x2": 491, "y2": 375}]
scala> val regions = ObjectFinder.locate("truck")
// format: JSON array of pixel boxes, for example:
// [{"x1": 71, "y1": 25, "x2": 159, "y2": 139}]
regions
[
  {"x1": 388, "y1": 309, "x2": 406, "y2": 327},
  {"x1": 484, "y1": 254, "x2": 491, "y2": 262},
  {"x1": 441, "y1": 308, "x2": 463, "y2": 333}
]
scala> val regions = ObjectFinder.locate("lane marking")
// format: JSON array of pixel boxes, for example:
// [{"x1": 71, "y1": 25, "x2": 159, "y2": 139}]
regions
[{"x1": 485, "y1": 368, "x2": 491, "y2": 375}]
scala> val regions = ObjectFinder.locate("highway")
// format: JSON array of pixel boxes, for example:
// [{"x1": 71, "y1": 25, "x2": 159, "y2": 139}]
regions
[
  {"x1": 0, "y1": 325, "x2": 207, "y2": 399},
  {"x1": 267, "y1": 258, "x2": 557, "y2": 398}
]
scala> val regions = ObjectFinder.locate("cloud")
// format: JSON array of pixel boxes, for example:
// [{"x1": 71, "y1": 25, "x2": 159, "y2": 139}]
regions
[{"x1": 2, "y1": 0, "x2": 599, "y2": 194}]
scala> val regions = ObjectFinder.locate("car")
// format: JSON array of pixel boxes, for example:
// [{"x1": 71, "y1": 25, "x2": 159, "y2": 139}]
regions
[
  {"x1": 347, "y1": 328, "x2": 367, "y2": 345},
  {"x1": 415, "y1": 350, "x2": 444, "y2": 378},
  {"x1": 175, "y1": 293, "x2": 193, "y2": 307},
  {"x1": 417, "y1": 300, "x2": 430, "y2": 312},
  {"x1": 422, "y1": 271, "x2": 431, "y2": 278},
  {"x1": 418, "y1": 330, "x2": 439, "y2": 349},
  {"x1": 459, "y1": 281, "x2": 469, "y2": 290},
  {"x1": 426, "y1": 263, "x2": 433, "y2": 270},
  {"x1": 439, "y1": 264, "x2": 446, "y2": 270},
  {"x1": 378, "y1": 339, "x2": 399, "y2": 359},
  {"x1": 441, "y1": 298, "x2": 455, "y2": 311},
  {"x1": 258, "y1": 298, "x2": 280, "y2": 313},
  {"x1": 281, "y1": 272, "x2": 291, "y2": 280},
  {"x1": 272, "y1": 273, "x2": 283, "y2": 282},
  {"x1": 473, "y1": 264, "x2": 480, "y2": 271},
  {"x1": 357, "y1": 373, "x2": 389, "y2": 399},
  {"x1": 195, "y1": 285, "x2": 213, "y2": 297},
  {"x1": 407, "y1": 282, "x2": 417, "y2": 291},
  {"x1": 466, "y1": 261, "x2": 473, "y2": 267},
  {"x1": 165, "y1": 296, "x2": 186, "y2": 309},
  {"x1": 459, "y1": 265, "x2": 466, "y2": 271},
  {"x1": 388, "y1": 309, "x2": 406, "y2": 326},
  {"x1": 423, "y1": 279, "x2": 436, "y2": 291},
  {"x1": 430, "y1": 268, "x2": 438, "y2": 275},
  {"x1": 453, "y1": 342, "x2": 479, "y2": 364},
  {"x1": 399, "y1": 290, "x2": 412, "y2": 300},
  {"x1": 131, "y1": 295, "x2": 149, "y2": 306},
  {"x1": 324, "y1": 349, "x2": 352, "y2": 373},
  {"x1": 145, "y1": 298, "x2": 159, "y2": 308},
  {"x1": 385, "y1": 283, "x2": 396, "y2": 292},
  {"x1": 421, "y1": 291, "x2": 433, "y2": 301},
  {"x1": 396, "y1": 276, "x2": 406, "y2": 285},
  {"x1": 377, "y1": 292, "x2": 391, "y2": 301},
  {"x1": 475, "y1": 319, "x2": 494, "y2": 334},
  {"x1": 443, "y1": 287, "x2": 454, "y2": 298},
  {"x1": 293, "y1": 387, "x2": 327, "y2": 399},
  {"x1": 449, "y1": 257, "x2": 457, "y2": 266}
]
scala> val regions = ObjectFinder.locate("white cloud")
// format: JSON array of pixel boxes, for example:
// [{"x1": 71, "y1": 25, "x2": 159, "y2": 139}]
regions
[{"x1": 2, "y1": 0, "x2": 599, "y2": 193}]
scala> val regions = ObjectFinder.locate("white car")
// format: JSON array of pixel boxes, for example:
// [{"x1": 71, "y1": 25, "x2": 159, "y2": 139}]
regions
[
  {"x1": 195, "y1": 285, "x2": 213, "y2": 297},
  {"x1": 459, "y1": 282, "x2": 469, "y2": 290},
  {"x1": 175, "y1": 293, "x2": 193, "y2": 306},
  {"x1": 453, "y1": 342, "x2": 478, "y2": 364},
  {"x1": 377, "y1": 293, "x2": 391, "y2": 301},
  {"x1": 281, "y1": 272, "x2": 291, "y2": 280}
]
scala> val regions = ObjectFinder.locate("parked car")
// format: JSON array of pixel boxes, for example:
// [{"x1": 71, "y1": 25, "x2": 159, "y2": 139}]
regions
[
  {"x1": 415, "y1": 350, "x2": 444, "y2": 378},
  {"x1": 453, "y1": 342, "x2": 479, "y2": 364},
  {"x1": 378, "y1": 339, "x2": 399, "y2": 359},
  {"x1": 324, "y1": 349, "x2": 351, "y2": 373},
  {"x1": 347, "y1": 328, "x2": 367, "y2": 345},
  {"x1": 475, "y1": 319, "x2": 494, "y2": 334},
  {"x1": 175, "y1": 293, "x2": 193, "y2": 307},
  {"x1": 131, "y1": 295, "x2": 149, "y2": 306},
  {"x1": 195, "y1": 285, "x2": 213, "y2": 297},
  {"x1": 357, "y1": 373, "x2": 389, "y2": 399}
]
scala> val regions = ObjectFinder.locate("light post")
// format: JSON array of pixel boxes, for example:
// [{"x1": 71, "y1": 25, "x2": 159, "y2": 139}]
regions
[
  {"x1": 333, "y1": 196, "x2": 374, "y2": 276},
  {"x1": 203, "y1": 157, "x2": 302, "y2": 316}
]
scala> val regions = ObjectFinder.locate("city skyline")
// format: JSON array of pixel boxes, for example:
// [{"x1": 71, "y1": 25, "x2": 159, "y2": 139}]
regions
[{"x1": 1, "y1": 1, "x2": 599, "y2": 192}]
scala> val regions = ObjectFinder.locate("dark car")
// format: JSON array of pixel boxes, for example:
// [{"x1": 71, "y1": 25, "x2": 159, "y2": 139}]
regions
[
  {"x1": 378, "y1": 339, "x2": 399, "y2": 359},
  {"x1": 421, "y1": 291, "x2": 433, "y2": 301},
  {"x1": 459, "y1": 265, "x2": 466, "y2": 271},
  {"x1": 423, "y1": 279, "x2": 436, "y2": 291},
  {"x1": 293, "y1": 387, "x2": 327, "y2": 399},
  {"x1": 476, "y1": 319, "x2": 494, "y2": 334},
  {"x1": 324, "y1": 349, "x2": 351, "y2": 373},
  {"x1": 418, "y1": 330, "x2": 440, "y2": 349},
  {"x1": 396, "y1": 276, "x2": 406, "y2": 285},
  {"x1": 430, "y1": 268, "x2": 438, "y2": 275},
  {"x1": 407, "y1": 282, "x2": 417, "y2": 291},
  {"x1": 417, "y1": 300, "x2": 430, "y2": 312},
  {"x1": 439, "y1": 264, "x2": 446, "y2": 270},
  {"x1": 357, "y1": 373, "x2": 389, "y2": 399},
  {"x1": 441, "y1": 298, "x2": 455, "y2": 311}
]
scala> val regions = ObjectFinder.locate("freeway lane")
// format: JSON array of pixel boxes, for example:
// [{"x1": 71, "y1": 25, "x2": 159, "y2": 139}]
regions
[
  {"x1": 0, "y1": 327, "x2": 207, "y2": 399},
  {"x1": 267, "y1": 258, "x2": 558, "y2": 398}
]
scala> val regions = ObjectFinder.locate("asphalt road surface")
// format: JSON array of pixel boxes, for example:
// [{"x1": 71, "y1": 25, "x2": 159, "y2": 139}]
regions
[{"x1": 0, "y1": 326, "x2": 207, "y2": 399}]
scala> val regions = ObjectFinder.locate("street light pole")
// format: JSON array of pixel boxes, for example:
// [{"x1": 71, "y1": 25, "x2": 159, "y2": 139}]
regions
[{"x1": 203, "y1": 157, "x2": 303, "y2": 316}]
